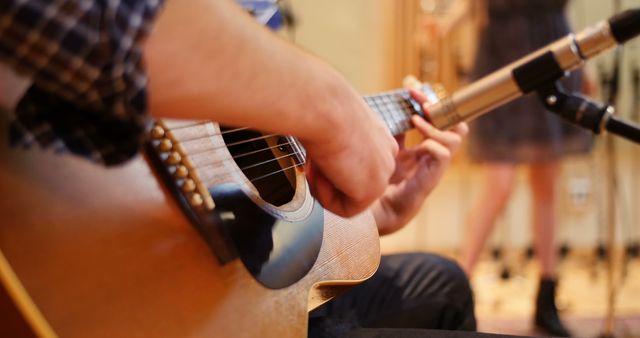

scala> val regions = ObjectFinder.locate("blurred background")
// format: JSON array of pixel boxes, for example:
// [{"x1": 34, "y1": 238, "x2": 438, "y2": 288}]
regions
[{"x1": 282, "y1": 0, "x2": 640, "y2": 336}]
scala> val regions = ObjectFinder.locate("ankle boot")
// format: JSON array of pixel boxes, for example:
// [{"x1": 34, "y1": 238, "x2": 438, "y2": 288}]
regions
[{"x1": 534, "y1": 278, "x2": 572, "y2": 337}]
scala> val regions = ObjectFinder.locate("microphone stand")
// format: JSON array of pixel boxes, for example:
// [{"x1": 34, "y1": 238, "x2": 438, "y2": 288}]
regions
[
  {"x1": 601, "y1": 41, "x2": 621, "y2": 338},
  {"x1": 532, "y1": 61, "x2": 640, "y2": 338},
  {"x1": 598, "y1": 2, "x2": 622, "y2": 330},
  {"x1": 630, "y1": 64, "x2": 640, "y2": 259},
  {"x1": 601, "y1": 114, "x2": 619, "y2": 338}
]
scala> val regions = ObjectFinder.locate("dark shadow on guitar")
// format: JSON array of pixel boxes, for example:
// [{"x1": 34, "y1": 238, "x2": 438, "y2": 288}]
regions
[{"x1": 210, "y1": 183, "x2": 324, "y2": 289}]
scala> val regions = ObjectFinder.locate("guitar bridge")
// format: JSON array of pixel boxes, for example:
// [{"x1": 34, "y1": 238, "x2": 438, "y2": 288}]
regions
[{"x1": 146, "y1": 121, "x2": 237, "y2": 264}]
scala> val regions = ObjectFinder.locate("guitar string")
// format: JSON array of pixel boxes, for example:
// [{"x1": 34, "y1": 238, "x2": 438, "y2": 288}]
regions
[
  {"x1": 200, "y1": 157, "x2": 306, "y2": 186},
  {"x1": 239, "y1": 150, "x2": 303, "y2": 171},
  {"x1": 178, "y1": 135, "x2": 311, "y2": 176},
  {"x1": 177, "y1": 133, "x2": 281, "y2": 153},
  {"x1": 161, "y1": 93, "x2": 415, "y2": 179},
  {"x1": 165, "y1": 121, "x2": 251, "y2": 134},
  {"x1": 192, "y1": 102, "x2": 412, "y2": 185},
  {"x1": 182, "y1": 137, "x2": 292, "y2": 158},
  {"x1": 250, "y1": 162, "x2": 305, "y2": 183},
  {"x1": 197, "y1": 148, "x2": 304, "y2": 173},
  {"x1": 231, "y1": 141, "x2": 295, "y2": 160},
  {"x1": 167, "y1": 100, "x2": 409, "y2": 152},
  {"x1": 161, "y1": 90, "x2": 421, "y2": 187},
  {"x1": 157, "y1": 90, "x2": 414, "y2": 140},
  {"x1": 212, "y1": 105, "x2": 413, "y2": 184},
  {"x1": 169, "y1": 95, "x2": 414, "y2": 161},
  {"x1": 168, "y1": 133, "x2": 305, "y2": 182},
  {"x1": 175, "y1": 143, "x2": 306, "y2": 181},
  {"x1": 169, "y1": 100, "x2": 413, "y2": 174}
]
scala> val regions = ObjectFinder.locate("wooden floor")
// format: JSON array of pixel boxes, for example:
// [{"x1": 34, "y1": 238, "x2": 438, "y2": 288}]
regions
[{"x1": 471, "y1": 251, "x2": 640, "y2": 337}]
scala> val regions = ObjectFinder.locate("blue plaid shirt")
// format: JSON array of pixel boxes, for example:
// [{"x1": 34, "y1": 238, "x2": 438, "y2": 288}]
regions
[{"x1": 1, "y1": 0, "x2": 163, "y2": 165}]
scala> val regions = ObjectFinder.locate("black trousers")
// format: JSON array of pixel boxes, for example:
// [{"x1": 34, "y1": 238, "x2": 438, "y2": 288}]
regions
[{"x1": 309, "y1": 253, "x2": 477, "y2": 337}]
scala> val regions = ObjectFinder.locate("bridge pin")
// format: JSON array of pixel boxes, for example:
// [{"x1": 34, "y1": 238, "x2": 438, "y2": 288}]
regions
[
  {"x1": 174, "y1": 165, "x2": 188, "y2": 178},
  {"x1": 158, "y1": 139, "x2": 173, "y2": 152},
  {"x1": 166, "y1": 152, "x2": 182, "y2": 165},
  {"x1": 151, "y1": 125, "x2": 165, "y2": 139},
  {"x1": 189, "y1": 193, "x2": 203, "y2": 207},
  {"x1": 182, "y1": 179, "x2": 196, "y2": 192}
]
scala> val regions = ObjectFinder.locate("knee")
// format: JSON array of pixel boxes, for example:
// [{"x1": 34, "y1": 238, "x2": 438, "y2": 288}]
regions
[
  {"x1": 392, "y1": 253, "x2": 474, "y2": 306},
  {"x1": 431, "y1": 255, "x2": 474, "y2": 305},
  {"x1": 431, "y1": 255, "x2": 477, "y2": 330},
  {"x1": 403, "y1": 253, "x2": 477, "y2": 330}
]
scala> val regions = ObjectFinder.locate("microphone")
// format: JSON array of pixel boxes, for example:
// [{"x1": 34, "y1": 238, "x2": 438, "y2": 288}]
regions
[{"x1": 425, "y1": 8, "x2": 640, "y2": 130}]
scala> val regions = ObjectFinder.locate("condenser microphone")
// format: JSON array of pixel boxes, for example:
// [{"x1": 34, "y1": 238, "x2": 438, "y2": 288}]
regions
[{"x1": 426, "y1": 8, "x2": 640, "y2": 130}]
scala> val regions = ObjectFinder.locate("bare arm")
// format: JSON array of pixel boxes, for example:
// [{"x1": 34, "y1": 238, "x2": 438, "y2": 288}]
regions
[
  {"x1": 145, "y1": 0, "x2": 398, "y2": 217},
  {"x1": 146, "y1": 0, "x2": 351, "y2": 140}
]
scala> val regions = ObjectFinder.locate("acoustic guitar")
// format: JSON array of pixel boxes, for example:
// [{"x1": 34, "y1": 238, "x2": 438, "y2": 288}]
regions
[{"x1": 0, "y1": 77, "x2": 440, "y2": 337}]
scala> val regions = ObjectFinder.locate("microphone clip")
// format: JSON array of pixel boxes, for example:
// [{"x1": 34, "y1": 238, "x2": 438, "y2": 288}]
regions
[
  {"x1": 536, "y1": 81, "x2": 640, "y2": 144},
  {"x1": 537, "y1": 82, "x2": 612, "y2": 134}
]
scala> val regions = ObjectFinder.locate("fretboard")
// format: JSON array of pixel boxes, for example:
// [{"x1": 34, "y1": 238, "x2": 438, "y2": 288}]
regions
[{"x1": 363, "y1": 89, "x2": 423, "y2": 136}]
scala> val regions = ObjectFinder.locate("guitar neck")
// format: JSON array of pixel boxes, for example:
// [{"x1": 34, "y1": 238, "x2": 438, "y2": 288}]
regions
[{"x1": 363, "y1": 89, "x2": 424, "y2": 136}]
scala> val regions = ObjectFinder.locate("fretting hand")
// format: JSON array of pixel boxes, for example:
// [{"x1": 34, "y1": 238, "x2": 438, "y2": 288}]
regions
[{"x1": 372, "y1": 88, "x2": 468, "y2": 235}]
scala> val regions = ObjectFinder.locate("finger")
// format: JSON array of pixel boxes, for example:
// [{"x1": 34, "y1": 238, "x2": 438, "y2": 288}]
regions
[
  {"x1": 451, "y1": 122, "x2": 469, "y2": 137},
  {"x1": 314, "y1": 169, "x2": 335, "y2": 210},
  {"x1": 409, "y1": 89, "x2": 435, "y2": 124},
  {"x1": 412, "y1": 115, "x2": 462, "y2": 151},
  {"x1": 409, "y1": 140, "x2": 451, "y2": 187},
  {"x1": 305, "y1": 163, "x2": 334, "y2": 209},
  {"x1": 329, "y1": 192, "x2": 372, "y2": 218},
  {"x1": 409, "y1": 88, "x2": 429, "y2": 105},
  {"x1": 307, "y1": 164, "x2": 363, "y2": 217},
  {"x1": 419, "y1": 139, "x2": 452, "y2": 164},
  {"x1": 395, "y1": 134, "x2": 406, "y2": 151},
  {"x1": 305, "y1": 163, "x2": 332, "y2": 204}
]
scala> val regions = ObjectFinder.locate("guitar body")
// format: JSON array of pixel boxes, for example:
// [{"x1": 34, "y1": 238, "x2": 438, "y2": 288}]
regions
[{"x1": 0, "y1": 117, "x2": 380, "y2": 337}]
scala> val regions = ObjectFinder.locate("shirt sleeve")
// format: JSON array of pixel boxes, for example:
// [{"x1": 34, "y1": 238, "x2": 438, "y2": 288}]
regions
[{"x1": 0, "y1": 0, "x2": 164, "y2": 165}]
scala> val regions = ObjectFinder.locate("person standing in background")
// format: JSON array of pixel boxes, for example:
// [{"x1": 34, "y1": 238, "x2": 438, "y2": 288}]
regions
[{"x1": 460, "y1": 1, "x2": 595, "y2": 337}]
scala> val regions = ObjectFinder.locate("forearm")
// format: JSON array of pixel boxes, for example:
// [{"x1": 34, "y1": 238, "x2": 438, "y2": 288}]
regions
[{"x1": 145, "y1": 0, "x2": 357, "y2": 143}]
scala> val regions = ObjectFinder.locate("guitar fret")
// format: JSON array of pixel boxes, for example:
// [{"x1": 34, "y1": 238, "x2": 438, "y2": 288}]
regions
[
  {"x1": 366, "y1": 97, "x2": 393, "y2": 134},
  {"x1": 364, "y1": 90, "x2": 418, "y2": 136},
  {"x1": 380, "y1": 97, "x2": 398, "y2": 135},
  {"x1": 382, "y1": 99, "x2": 398, "y2": 134}
]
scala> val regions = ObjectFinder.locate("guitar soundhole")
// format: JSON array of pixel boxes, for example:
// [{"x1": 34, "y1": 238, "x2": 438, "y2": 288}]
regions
[{"x1": 220, "y1": 127, "x2": 298, "y2": 206}]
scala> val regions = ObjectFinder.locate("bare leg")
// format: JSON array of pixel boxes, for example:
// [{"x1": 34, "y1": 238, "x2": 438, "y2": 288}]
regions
[
  {"x1": 529, "y1": 161, "x2": 559, "y2": 278},
  {"x1": 530, "y1": 161, "x2": 571, "y2": 336},
  {"x1": 461, "y1": 163, "x2": 517, "y2": 275}
]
